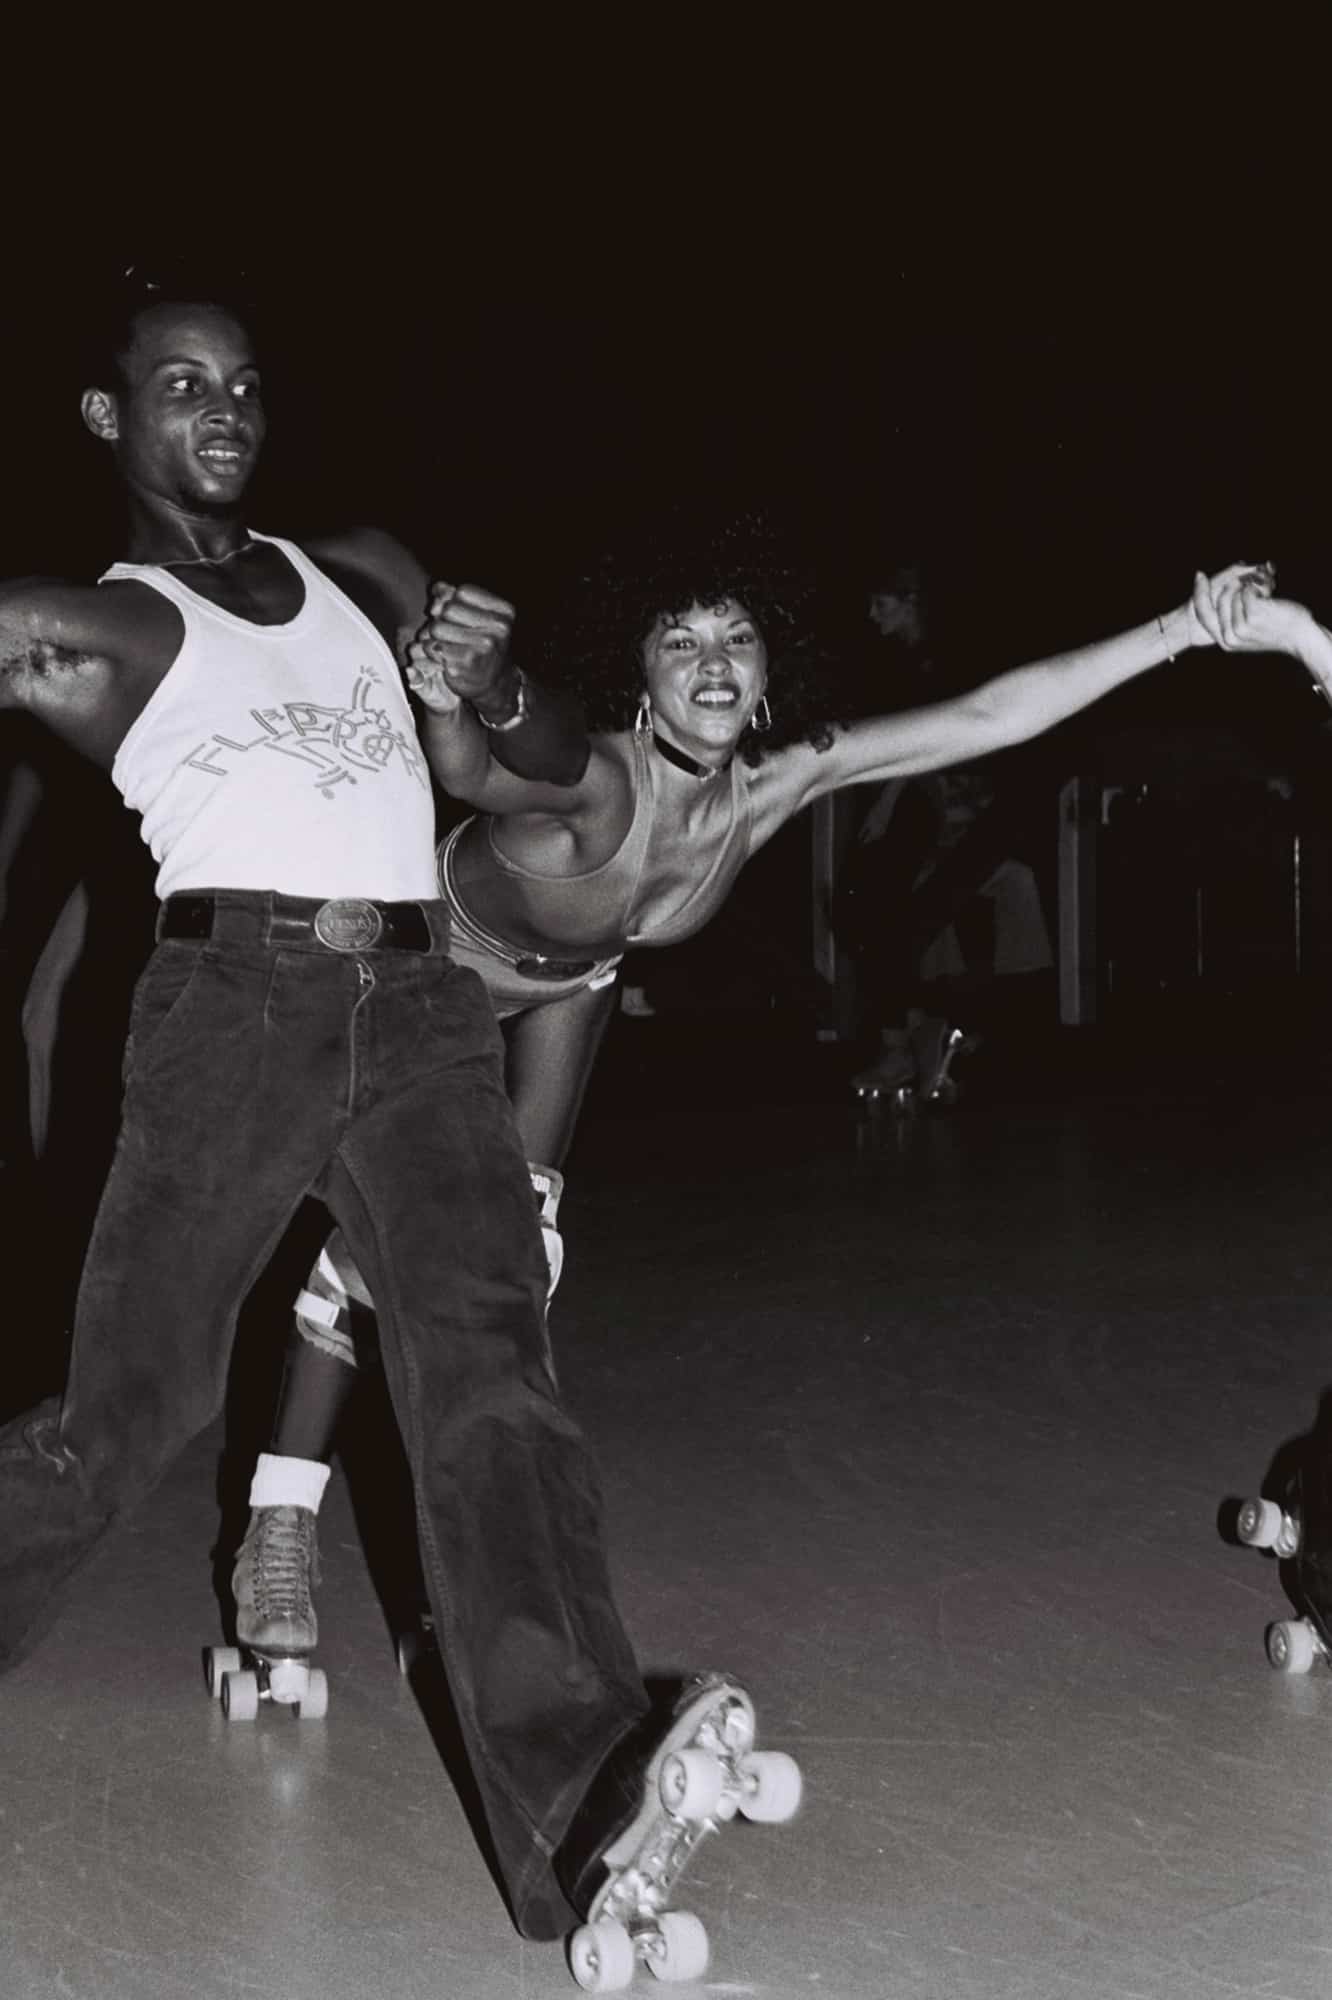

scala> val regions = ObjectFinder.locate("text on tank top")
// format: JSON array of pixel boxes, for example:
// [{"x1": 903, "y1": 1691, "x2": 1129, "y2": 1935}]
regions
[{"x1": 105, "y1": 534, "x2": 438, "y2": 901}]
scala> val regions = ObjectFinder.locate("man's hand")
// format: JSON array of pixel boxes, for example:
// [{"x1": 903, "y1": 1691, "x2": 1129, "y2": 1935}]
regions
[{"x1": 404, "y1": 583, "x2": 518, "y2": 718}]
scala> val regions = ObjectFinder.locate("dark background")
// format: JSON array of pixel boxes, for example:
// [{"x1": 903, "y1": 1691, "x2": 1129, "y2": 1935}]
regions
[{"x1": 5, "y1": 229, "x2": 1326, "y2": 712}]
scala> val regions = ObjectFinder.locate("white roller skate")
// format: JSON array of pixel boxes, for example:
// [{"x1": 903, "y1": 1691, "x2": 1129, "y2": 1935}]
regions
[
  {"x1": 204, "y1": 1505, "x2": 327, "y2": 1721},
  {"x1": 1236, "y1": 1474, "x2": 1332, "y2": 1676},
  {"x1": 565, "y1": 1676, "x2": 803, "y2": 1992}
]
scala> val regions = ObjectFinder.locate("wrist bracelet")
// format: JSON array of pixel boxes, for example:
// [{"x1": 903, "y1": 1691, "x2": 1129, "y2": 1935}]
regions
[
  {"x1": 476, "y1": 669, "x2": 529, "y2": 733},
  {"x1": 1156, "y1": 613, "x2": 1177, "y2": 664}
]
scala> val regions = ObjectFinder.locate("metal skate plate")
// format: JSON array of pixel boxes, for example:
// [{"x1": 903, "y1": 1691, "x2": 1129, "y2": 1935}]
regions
[{"x1": 588, "y1": 1679, "x2": 755, "y2": 1928}]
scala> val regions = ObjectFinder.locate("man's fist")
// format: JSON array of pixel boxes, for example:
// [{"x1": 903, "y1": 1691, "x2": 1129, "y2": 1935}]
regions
[{"x1": 404, "y1": 583, "x2": 518, "y2": 716}]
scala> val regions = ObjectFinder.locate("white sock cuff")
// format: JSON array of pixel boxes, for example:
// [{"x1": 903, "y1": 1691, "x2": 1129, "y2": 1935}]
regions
[{"x1": 249, "y1": 1452, "x2": 331, "y2": 1513}]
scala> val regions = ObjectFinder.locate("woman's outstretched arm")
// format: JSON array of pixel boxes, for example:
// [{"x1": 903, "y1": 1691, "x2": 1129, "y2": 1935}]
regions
[{"x1": 794, "y1": 562, "x2": 1273, "y2": 807}]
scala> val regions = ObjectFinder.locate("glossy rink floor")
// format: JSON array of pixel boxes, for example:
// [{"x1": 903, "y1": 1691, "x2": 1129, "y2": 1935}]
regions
[{"x1": 8, "y1": 1021, "x2": 1332, "y2": 1999}]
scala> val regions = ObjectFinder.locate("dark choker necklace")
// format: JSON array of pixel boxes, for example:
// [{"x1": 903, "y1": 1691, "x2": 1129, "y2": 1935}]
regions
[{"x1": 651, "y1": 730, "x2": 733, "y2": 783}]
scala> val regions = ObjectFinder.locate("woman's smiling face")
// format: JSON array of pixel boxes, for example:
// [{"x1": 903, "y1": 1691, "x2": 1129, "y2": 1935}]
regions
[{"x1": 641, "y1": 599, "x2": 768, "y2": 759}]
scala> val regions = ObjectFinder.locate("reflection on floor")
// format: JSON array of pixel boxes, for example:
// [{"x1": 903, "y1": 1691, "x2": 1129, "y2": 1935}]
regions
[{"x1": 7, "y1": 1021, "x2": 1332, "y2": 1998}]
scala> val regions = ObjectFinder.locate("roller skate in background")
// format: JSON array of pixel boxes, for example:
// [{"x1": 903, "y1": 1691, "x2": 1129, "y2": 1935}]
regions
[
  {"x1": 851, "y1": 1028, "x2": 918, "y2": 1112},
  {"x1": 909, "y1": 1009, "x2": 980, "y2": 1106},
  {"x1": 1236, "y1": 1434, "x2": 1332, "y2": 1675},
  {"x1": 852, "y1": 1011, "x2": 981, "y2": 1112},
  {"x1": 563, "y1": 1675, "x2": 803, "y2": 1992},
  {"x1": 204, "y1": 1504, "x2": 328, "y2": 1720}
]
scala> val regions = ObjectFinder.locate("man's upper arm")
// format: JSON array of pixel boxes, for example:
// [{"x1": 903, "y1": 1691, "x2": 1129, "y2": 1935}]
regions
[
  {"x1": 0, "y1": 579, "x2": 97, "y2": 710},
  {"x1": 483, "y1": 676, "x2": 590, "y2": 788},
  {"x1": 304, "y1": 526, "x2": 431, "y2": 655}
]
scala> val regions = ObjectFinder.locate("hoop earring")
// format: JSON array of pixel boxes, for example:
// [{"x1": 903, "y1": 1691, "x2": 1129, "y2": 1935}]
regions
[
  {"x1": 750, "y1": 693, "x2": 772, "y2": 734},
  {"x1": 634, "y1": 694, "x2": 652, "y2": 736}
]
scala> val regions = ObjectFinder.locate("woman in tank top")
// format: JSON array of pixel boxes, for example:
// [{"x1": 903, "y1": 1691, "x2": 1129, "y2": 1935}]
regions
[
  {"x1": 239, "y1": 532, "x2": 1269, "y2": 1660},
  {"x1": 422, "y1": 528, "x2": 1267, "y2": 1180}
]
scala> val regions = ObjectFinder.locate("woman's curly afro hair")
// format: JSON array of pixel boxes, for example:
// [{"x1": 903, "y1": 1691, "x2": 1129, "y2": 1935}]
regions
[{"x1": 535, "y1": 513, "x2": 847, "y2": 765}]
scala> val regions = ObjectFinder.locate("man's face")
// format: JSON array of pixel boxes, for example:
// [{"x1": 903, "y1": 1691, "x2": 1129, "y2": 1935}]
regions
[{"x1": 94, "y1": 302, "x2": 266, "y2": 515}]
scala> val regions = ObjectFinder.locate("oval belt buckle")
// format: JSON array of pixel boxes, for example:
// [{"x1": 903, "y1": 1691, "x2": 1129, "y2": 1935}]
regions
[{"x1": 314, "y1": 898, "x2": 384, "y2": 951}]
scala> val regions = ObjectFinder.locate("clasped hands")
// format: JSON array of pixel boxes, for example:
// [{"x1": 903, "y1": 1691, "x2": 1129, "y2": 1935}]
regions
[{"x1": 1188, "y1": 560, "x2": 1311, "y2": 654}]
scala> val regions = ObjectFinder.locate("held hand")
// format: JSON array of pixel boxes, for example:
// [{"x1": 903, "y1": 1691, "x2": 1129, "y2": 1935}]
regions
[
  {"x1": 1213, "y1": 587, "x2": 1316, "y2": 657},
  {"x1": 1187, "y1": 561, "x2": 1275, "y2": 649},
  {"x1": 405, "y1": 583, "x2": 518, "y2": 713}
]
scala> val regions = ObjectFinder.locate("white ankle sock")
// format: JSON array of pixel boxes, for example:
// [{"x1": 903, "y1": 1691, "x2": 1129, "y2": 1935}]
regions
[{"x1": 249, "y1": 1452, "x2": 331, "y2": 1513}]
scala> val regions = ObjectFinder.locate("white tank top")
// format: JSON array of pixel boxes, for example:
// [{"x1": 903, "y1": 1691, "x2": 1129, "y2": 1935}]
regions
[{"x1": 105, "y1": 533, "x2": 438, "y2": 901}]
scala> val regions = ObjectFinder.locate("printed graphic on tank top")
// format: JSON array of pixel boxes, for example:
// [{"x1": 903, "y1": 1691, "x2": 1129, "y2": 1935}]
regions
[{"x1": 104, "y1": 533, "x2": 437, "y2": 903}]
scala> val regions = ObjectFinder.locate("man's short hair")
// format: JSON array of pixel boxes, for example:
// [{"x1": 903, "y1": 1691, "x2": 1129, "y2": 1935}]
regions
[{"x1": 81, "y1": 261, "x2": 260, "y2": 392}]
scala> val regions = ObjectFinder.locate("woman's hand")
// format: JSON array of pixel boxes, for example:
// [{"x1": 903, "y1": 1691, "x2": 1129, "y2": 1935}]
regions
[
  {"x1": 1186, "y1": 560, "x2": 1332, "y2": 708},
  {"x1": 1187, "y1": 561, "x2": 1277, "y2": 649}
]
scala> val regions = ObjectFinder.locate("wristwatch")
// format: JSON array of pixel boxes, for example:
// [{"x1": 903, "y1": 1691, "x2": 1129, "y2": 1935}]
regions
[{"x1": 475, "y1": 669, "x2": 529, "y2": 732}]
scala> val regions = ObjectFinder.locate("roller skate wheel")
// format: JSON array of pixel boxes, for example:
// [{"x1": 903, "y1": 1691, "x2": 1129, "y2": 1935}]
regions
[
  {"x1": 266, "y1": 1658, "x2": 308, "y2": 1706},
  {"x1": 659, "y1": 1745, "x2": 725, "y2": 1821},
  {"x1": 1267, "y1": 1619, "x2": 1317, "y2": 1674},
  {"x1": 205, "y1": 1646, "x2": 242, "y2": 1699},
  {"x1": 297, "y1": 1667, "x2": 329, "y2": 1719},
  {"x1": 737, "y1": 1748, "x2": 804, "y2": 1823},
  {"x1": 568, "y1": 1916, "x2": 635, "y2": 1991},
  {"x1": 1238, "y1": 1497, "x2": 1286, "y2": 1549},
  {"x1": 221, "y1": 1669, "x2": 260, "y2": 1721},
  {"x1": 648, "y1": 1910, "x2": 709, "y2": 1983},
  {"x1": 853, "y1": 1079, "x2": 916, "y2": 1115}
]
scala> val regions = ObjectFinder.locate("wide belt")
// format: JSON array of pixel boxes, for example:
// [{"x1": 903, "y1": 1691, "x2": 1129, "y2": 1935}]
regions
[
  {"x1": 160, "y1": 893, "x2": 434, "y2": 953},
  {"x1": 510, "y1": 949, "x2": 601, "y2": 982}
]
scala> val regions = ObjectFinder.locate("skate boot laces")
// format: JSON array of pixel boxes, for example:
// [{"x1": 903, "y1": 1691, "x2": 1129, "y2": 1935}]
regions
[{"x1": 234, "y1": 1506, "x2": 320, "y2": 1653}]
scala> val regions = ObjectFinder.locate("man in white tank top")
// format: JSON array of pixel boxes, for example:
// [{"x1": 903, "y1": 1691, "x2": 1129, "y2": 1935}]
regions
[{"x1": 0, "y1": 268, "x2": 683, "y2": 1949}]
